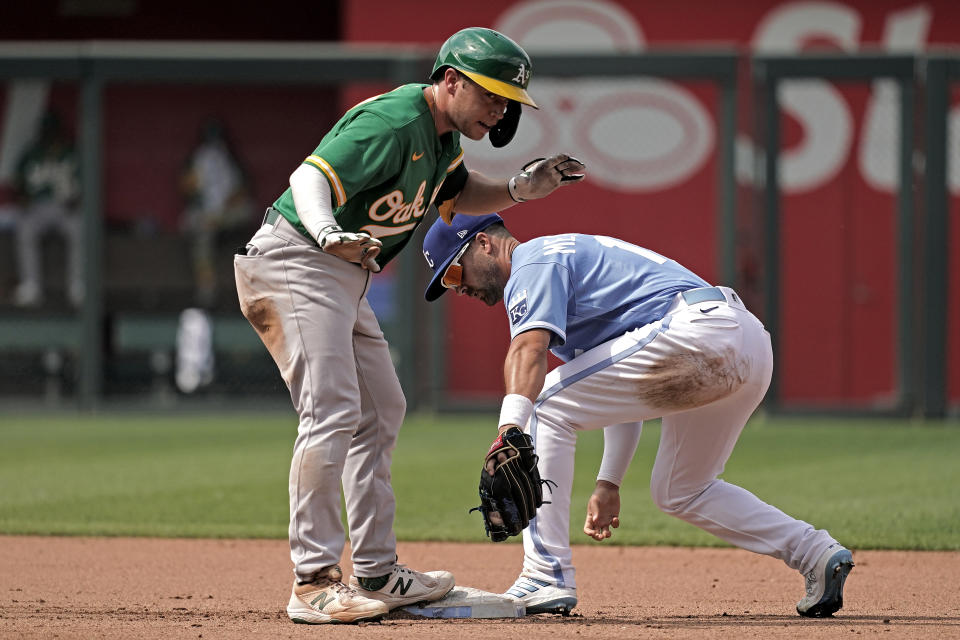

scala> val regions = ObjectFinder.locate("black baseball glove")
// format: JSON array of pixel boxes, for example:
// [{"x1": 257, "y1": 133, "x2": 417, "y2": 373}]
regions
[{"x1": 471, "y1": 427, "x2": 554, "y2": 542}]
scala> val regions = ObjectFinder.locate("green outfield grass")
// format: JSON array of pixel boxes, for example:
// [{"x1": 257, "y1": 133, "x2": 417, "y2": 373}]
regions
[{"x1": 0, "y1": 412, "x2": 957, "y2": 549}]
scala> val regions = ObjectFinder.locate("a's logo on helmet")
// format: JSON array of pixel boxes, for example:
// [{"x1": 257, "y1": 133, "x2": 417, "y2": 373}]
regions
[{"x1": 511, "y1": 63, "x2": 529, "y2": 86}]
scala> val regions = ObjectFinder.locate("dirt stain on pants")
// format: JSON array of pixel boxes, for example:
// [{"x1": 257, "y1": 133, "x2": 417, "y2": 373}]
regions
[
  {"x1": 241, "y1": 296, "x2": 291, "y2": 380},
  {"x1": 638, "y1": 347, "x2": 748, "y2": 411}
]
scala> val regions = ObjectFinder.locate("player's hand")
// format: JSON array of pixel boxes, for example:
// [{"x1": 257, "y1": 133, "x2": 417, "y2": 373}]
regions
[
  {"x1": 317, "y1": 226, "x2": 383, "y2": 272},
  {"x1": 584, "y1": 480, "x2": 620, "y2": 541},
  {"x1": 511, "y1": 154, "x2": 586, "y2": 201}
]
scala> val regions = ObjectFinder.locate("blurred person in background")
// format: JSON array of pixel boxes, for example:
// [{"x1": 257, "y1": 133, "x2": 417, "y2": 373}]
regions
[
  {"x1": 10, "y1": 110, "x2": 83, "y2": 308},
  {"x1": 175, "y1": 118, "x2": 253, "y2": 395},
  {"x1": 179, "y1": 117, "x2": 253, "y2": 309}
]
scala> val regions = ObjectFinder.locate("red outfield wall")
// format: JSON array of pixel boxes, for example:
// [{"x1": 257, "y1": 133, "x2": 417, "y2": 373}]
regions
[{"x1": 345, "y1": 0, "x2": 960, "y2": 409}]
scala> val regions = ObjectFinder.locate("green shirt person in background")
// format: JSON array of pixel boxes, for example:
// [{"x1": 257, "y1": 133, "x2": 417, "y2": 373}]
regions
[{"x1": 11, "y1": 110, "x2": 83, "y2": 309}]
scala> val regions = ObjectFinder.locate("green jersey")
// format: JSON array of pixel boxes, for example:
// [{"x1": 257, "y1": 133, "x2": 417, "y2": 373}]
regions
[
  {"x1": 17, "y1": 143, "x2": 79, "y2": 206},
  {"x1": 273, "y1": 83, "x2": 466, "y2": 267}
]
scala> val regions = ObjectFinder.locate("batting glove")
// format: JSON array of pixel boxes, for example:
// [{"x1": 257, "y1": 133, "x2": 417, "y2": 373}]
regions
[
  {"x1": 507, "y1": 153, "x2": 586, "y2": 202},
  {"x1": 317, "y1": 225, "x2": 383, "y2": 272}
]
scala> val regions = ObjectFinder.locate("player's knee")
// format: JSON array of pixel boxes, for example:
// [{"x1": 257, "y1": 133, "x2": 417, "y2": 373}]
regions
[
  {"x1": 296, "y1": 388, "x2": 363, "y2": 432},
  {"x1": 650, "y1": 487, "x2": 677, "y2": 514},
  {"x1": 650, "y1": 481, "x2": 699, "y2": 515},
  {"x1": 384, "y1": 384, "x2": 406, "y2": 422},
  {"x1": 375, "y1": 384, "x2": 406, "y2": 439}
]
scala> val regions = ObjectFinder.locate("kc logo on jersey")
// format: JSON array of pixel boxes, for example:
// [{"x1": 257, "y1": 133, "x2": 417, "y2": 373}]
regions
[{"x1": 508, "y1": 289, "x2": 528, "y2": 326}]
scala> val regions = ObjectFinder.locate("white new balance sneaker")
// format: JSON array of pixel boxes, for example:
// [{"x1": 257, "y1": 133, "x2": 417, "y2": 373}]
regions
[
  {"x1": 287, "y1": 565, "x2": 388, "y2": 624},
  {"x1": 796, "y1": 544, "x2": 854, "y2": 618},
  {"x1": 349, "y1": 563, "x2": 455, "y2": 610},
  {"x1": 504, "y1": 575, "x2": 577, "y2": 615}
]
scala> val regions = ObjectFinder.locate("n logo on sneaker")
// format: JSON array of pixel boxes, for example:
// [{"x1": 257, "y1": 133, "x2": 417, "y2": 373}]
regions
[
  {"x1": 310, "y1": 591, "x2": 332, "y2": 610},
  {"x1": 390, "y1": 578, "x2": 413, "y2": 595}
]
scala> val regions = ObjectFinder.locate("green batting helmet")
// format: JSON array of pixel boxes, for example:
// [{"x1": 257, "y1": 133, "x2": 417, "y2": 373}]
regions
[{"x1": 431, "y1": 27, "x2": 538, "y2": 109}]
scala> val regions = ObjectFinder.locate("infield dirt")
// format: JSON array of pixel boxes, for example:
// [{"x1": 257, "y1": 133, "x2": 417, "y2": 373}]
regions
[{"x1": 1, "y1": 536, "x2": 957, "y2": 639}]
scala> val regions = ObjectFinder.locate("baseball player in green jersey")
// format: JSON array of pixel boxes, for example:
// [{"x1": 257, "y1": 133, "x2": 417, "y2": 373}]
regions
[{"x1": 234, "y1": 27, "x2": 586, "y2": 625}]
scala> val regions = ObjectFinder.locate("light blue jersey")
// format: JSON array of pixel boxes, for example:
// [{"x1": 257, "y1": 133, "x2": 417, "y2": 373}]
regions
[{"x1": 503, "y1": 234, "x2": 709, "y2": 362}]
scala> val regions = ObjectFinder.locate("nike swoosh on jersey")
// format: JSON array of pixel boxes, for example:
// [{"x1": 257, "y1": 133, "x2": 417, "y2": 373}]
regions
[{"x1": 412, "y1": 151, "x2": 424, "y2": 161}]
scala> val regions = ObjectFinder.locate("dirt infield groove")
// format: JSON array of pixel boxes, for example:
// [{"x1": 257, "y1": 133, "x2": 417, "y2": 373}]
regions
[{"x1": 1, "y1": 536, "x2": 957, "y2": 639}]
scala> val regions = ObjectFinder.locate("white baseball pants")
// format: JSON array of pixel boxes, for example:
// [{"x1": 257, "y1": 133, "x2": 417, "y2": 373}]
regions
[
  {"x1": 235, "y1": 214, "x2": 406, "y2": 582},
  {"x1": 522, "y1": 288, "x2": 838, "y2": 588},
  {"x1": 14, "y1": 201, "x2": 83, "y2": 303}
]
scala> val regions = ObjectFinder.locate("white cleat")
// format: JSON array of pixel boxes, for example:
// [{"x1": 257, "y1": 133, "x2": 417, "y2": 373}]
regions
[
  {"x1": 349, "y1": 563, "x2": 455, "y2": 610},
  {"x1": 287, "y1": 565, "x2": 388, "y2": 624},
  {"x1": 504, "y1": 575, "x2": 577, "y2": 615},
  {"x1": 796, "y1": 544, "x2": 854, "y2": 618}
]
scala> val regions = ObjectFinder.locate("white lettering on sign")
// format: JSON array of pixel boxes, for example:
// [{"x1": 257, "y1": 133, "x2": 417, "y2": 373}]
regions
[
  {"x1": 456, "y1": 0, "x2": 960, "y2": 196},
  {"x1": 859, "y1": 6, "x2": 932, "y2": 191},
  {"x1": 750, "y1": 2, "x2": 860, "y2": 192}
]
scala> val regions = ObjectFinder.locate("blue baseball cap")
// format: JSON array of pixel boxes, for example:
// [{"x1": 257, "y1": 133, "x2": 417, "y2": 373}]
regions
[{"x1": 422, "y1": 213, "x2": 504, "y2": 301}]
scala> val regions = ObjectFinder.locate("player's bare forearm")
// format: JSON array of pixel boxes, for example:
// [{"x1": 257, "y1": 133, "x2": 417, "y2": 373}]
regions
[
  {"x1": 503, "y1": 329, "x2": 550, "y2": 404},
  {"x1": 455, "y1": 170, "x2": 518, "y2": 214},
  {"x1": 457, "y1": 156, "x2": 586, "y2": 215}
]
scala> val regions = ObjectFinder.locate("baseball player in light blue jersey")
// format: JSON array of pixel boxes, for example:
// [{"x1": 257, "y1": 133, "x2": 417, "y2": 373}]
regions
[{"x1": 422, "y1": 212, "x2": 854, "y2": 619}]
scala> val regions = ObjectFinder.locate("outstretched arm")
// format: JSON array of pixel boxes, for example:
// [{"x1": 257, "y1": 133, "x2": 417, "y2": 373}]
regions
[
  {"x1": 504, "y1": 328, "x2": 550, "y2": 401},
  {"x1": 598, "y1": 422, "x2": 642, "y2": 486},
  {"x1": 584, "y1": 422, "x2": 642, "y2": 541},
  {"x1": 495, "y1": 328, "x2": 551, "y2": 435},
  {"x1": 479, "y1": 328, "x2": 554, "y2": 542},
  {"x1": 456, "y1": 154, "x2": 586, "y2": 215}
]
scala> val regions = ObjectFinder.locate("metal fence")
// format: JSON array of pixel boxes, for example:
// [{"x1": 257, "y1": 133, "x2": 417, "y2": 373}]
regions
[
  {"x1": 752, "y1": 54, "x2": 917, "y2": 416},
  {"x1": 0, "y1": 43, "x2": 954, "y2": 416},
  {"x1": 920, "y1": 54, "x2": 960, "y2": 418}
]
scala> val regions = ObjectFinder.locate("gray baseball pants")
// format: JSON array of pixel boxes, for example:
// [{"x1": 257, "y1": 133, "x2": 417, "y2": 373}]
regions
[{"x1": 234, "y1": 213, "x2": 405, "y2": 582}]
